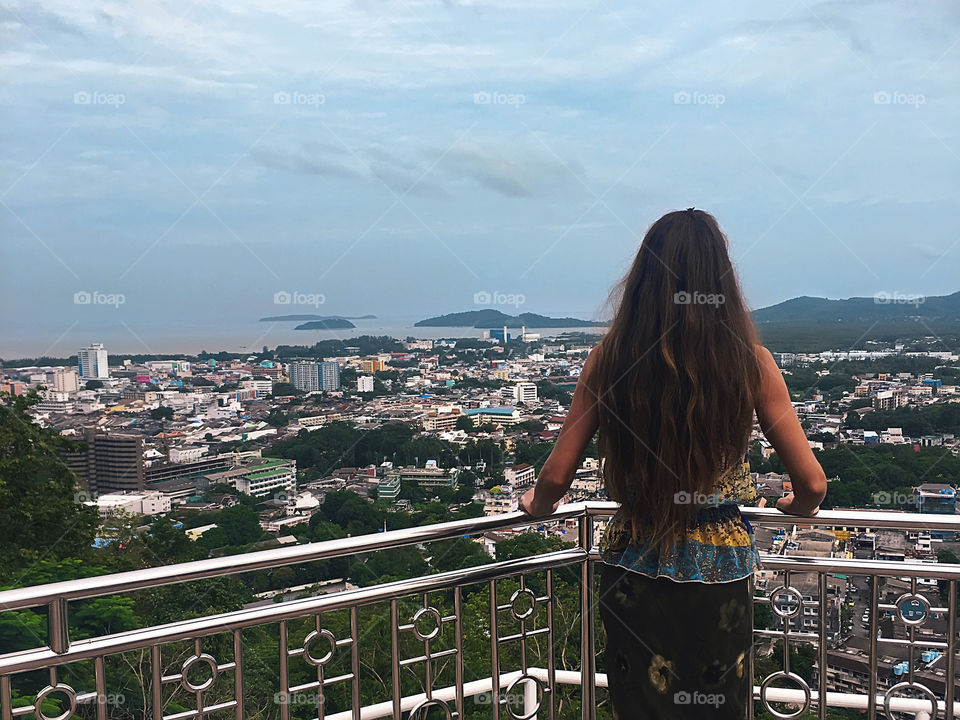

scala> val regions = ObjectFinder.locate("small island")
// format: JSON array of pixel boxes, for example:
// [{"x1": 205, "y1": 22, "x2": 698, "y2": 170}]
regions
[
  {"x1": 416, "y1": 310, "x2": 606, "y2": 328},
  {"x1": 293, "y1": 319, "x2": 357, "y2": 330}
]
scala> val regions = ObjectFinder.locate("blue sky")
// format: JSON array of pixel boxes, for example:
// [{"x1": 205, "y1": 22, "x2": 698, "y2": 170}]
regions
[{"x1": 2, "y1": 0, "x2": 959, "y2": 356}]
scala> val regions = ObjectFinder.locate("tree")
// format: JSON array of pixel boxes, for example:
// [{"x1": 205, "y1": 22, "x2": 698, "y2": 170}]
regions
[
  {"x1": 455, "y1": 415, "x2": 475, "y2": 432},
  {"x1": 0, "y1": 391, "x2": 99, "y2": 579},
  {"x1": 150, "y1": 405, "x2": 174, "y2": 421},
  {"x1": 84, "y1": 379, "x2": 104, "y2": 390}
]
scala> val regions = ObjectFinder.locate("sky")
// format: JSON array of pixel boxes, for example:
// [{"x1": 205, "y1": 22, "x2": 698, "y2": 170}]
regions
[{"x1": 2, "y1": 0, "x2": 959, "y2": 357}]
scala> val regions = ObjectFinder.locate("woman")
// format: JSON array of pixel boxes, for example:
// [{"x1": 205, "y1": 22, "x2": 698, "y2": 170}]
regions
[{"x1": 517, "y1": 208, "x2": 827, "y2": 719}]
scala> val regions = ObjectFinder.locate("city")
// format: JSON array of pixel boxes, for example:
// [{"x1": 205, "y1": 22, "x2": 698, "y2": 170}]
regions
[{"x1": 2, "y1": 332, "x2": 960, "y2": 718}]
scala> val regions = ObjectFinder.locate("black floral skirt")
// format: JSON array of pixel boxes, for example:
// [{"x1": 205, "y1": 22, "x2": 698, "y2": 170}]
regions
[{"x1": 598, "y1": 562, "x2": 753, "y2": 719}]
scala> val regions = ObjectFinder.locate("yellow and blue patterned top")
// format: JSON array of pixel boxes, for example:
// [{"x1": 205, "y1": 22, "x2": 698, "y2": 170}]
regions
[{"x1": 599, "y1": 459, "x2": 762, "y2": 584}]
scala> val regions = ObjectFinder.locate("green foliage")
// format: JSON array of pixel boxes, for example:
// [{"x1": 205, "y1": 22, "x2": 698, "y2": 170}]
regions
[
  {"x1": 150, "y1": 405, "x2": 174, "y2": 421},
  {"x1": 0, "y1": 392, "x2": 99, "y2": 579}
]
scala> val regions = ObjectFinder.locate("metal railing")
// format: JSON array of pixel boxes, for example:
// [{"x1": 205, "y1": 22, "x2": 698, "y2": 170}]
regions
[{"x1": 0, "y1": 502, "x2": 958, "y2": 719}]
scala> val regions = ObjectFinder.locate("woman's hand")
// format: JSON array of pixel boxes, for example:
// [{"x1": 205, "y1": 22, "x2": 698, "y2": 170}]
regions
[
  {"x1": 775, "y1": 493, "x2": 820, "y2": 517},
  {"x1": 518, "y1": 488, "x2": 560, "y2": 517}
]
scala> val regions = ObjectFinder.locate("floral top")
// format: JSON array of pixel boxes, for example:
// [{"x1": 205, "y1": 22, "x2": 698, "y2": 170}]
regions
[{"x1": 599, "y1": 459, "x2": 762, "y2": 583}]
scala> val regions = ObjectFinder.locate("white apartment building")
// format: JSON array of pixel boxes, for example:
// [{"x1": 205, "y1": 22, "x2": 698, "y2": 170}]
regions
[
  {"x1": 514, "y1": 382, "x2": 538, "y2": 403},
  {"x1": 89, "y1": 491, "x2": 172, "y2": 519},
  {"x1": 242, "y1": 379, "x2": 273, "y2": 398},
  {"x1": 357, "y1": 375, "x2": 375, "y2": 392},
  {"x1": 53, "y1": 368, "x2": 79, "y2": 393},
  {"x1": 78, "y1": 343, "x2": 109, "y2": 380},
  {"x1": 503, "y1": 463, "x2": 536, "y2": 488}
]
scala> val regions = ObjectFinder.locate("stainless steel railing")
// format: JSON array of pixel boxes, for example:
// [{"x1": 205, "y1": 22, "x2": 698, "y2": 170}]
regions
[{"x1": 1, "y1": 502, "x2": 959, "y2": 719}]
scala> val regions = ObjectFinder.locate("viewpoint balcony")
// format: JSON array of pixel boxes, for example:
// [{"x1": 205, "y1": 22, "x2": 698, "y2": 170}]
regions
[{"x1": 1, "y1": 503, "x2": 959, "y2": 719}]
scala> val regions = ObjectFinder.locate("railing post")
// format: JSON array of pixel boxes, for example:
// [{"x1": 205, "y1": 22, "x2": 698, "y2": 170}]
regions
[
  {"x1": 579, "y1": 512, "x2": 596, "y2": 720},
  {"x1": 48, "y1": 598, "x2": 69, "y2": 654}
]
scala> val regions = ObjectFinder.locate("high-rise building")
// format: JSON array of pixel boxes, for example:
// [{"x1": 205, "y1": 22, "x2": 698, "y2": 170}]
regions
[
  {"x1": 320, "y1": 361, "x2": 340, "y2": 391},
  {"x1": 78, "y1": 343, "x2": 109, "y2": 380},
  {"x1": 53, "y1": 368, "x2": 79, "y2": 393},
  {"x1": 289, "y1": 362, "x2": 320, "y2": 392},
  {"x1": 66, "y1": 428, "x2": 145, "y2": 494},
  {"x1": 357, "y1": 375, "x2": 374, "y2": 393}
]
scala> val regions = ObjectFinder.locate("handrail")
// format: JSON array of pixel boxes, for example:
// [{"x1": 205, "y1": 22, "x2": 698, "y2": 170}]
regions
[
  {"x1": 0, "y1": 502, "x2": 590, "y2": 612},
  {"x1": 3, "y1": 501, "x2": 958, "y2": 612},
  {"x1": 0, "y1": 549, "x2": 586, "y2": 675}
]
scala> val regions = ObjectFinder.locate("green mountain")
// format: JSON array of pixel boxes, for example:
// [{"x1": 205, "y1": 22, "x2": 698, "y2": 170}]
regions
[
  {"x1": 415, "y1": 310, "x2": 606, "y2": 328},
  {"x1": 751, "y1": 291, "x2": 960, "y2": 351}
]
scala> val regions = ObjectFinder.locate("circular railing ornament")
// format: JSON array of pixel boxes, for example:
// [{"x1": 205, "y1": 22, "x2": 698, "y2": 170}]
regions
[
  {"x1": 883, "y1": 681, "x2": 938, "y2": 720},
  {"x1": 504, "y1": 673, "x2": 546, "y2": 720},
  {"x1": 509, "y1": 587, "x2": 537, "y2": 621},
  {"x1": 180, "y1": 653, "x2": 219, "y2": 692},
  {"x1": 412, "y1": 606, "x2": 443, "y2": 642},
  {"x1": 303, "y1": 628, "x2": 337, "y2": 666},
  {"x1": 768, "y1": 586, "x2": 804, "y2": 620},
  {"x1": 894, "y1": 593, "x2": 931, "y2": 626},
  {"x1": 34, "y1": 683, "x2": 77, "y2": 720},
  {"x1": 408, "y1": 697, "x2": 454, "y2": 719},
  {"x1": 759, "y1": 671, "x2": 811, "y2": 719}
]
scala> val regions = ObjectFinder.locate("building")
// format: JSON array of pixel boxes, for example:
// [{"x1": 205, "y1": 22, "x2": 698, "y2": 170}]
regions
[
  {"x1": 915, "y1": 483, "x2": 957, "y2": 515},
  {"x1": 361, "y1": 358, "x2": 386, "y2": 373},
  {"x1": 874, "y1": 389, "x2": 907, "y2": 411},
  {"x1": 2, "y1": 381, "x2": 25, "y2": 396},
  {"x1": 512, "y1": 382, "x2": 538, "y2": 404},
  {"x1": 320, "y1": 361, "x2": 341, "y2": 391},
  {"x1": 53, "y1": 368, "x2": 79, "y2": 393},
  {"x1": 503, "y1": 463, "x2": 536, "y2": 488},
  {"x1": 377, "y1": 474, "x2": 402, "y2": 502},
  {"x1": 463, "y1": 406, "x2": 523, "y2": 426},
  {"x1": 66, "y1": 428, "x2": 145, "y2": 494},
  {"x1": 357, "y1": 375, "x2": 375, "y2": 393},
  {"x1": 289, "y1": 362, "x2": 320, "y2": 392},
  {"x1": 146, "y1": 454, "x2": 234, "y2": 484},
  {"x1": 241, "y1": 379, "x2": 273, "y2": 398},
  {"x1": 423, "y1": 413, "x2": 459, "y2": 431},
  {"x1": 202, "y1": 458, "x2": 296, "y2": 498},
  {"x1": 388, "y1": 465, "x2": 457, "y2": 490},
  {"x1": 88, "y1": 491, "x2": 171, "y2": 519},
  {"x1": 78, "y1": 343, "x2": 109, "y2": 380}
]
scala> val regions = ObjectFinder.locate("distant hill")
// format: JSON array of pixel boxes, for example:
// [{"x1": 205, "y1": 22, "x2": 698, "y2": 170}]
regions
[
  {"x1": 752, "y1": 291, "x2": 960, "y2": 351},
  {"x1": 293, "y1": 319, "x2": 356, "y2": 330},
  {"x1": 260, "y1": 314, "x2": 375, "y2": 322},
  {"x1": 415, "y1": 310, "x2": 606, "y2": 328}
]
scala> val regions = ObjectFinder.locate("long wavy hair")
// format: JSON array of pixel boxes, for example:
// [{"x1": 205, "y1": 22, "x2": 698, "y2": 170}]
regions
[{"x1": 593, "y1": 208, "x2": 761, "y2": 548}]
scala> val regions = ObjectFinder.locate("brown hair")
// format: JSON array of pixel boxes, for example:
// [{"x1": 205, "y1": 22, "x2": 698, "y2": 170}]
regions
[{"x1": 592, "y1": 209, "x2": 761, "y2": 548}]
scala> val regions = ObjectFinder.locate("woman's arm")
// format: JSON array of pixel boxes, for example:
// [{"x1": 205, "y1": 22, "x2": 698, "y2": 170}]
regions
[
  {"x1": 754, "y1": 345, "x2": 828, "y2": 516},
  {"x1": 518, "y1": 346, "x2": 601, "y2": 515}
]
